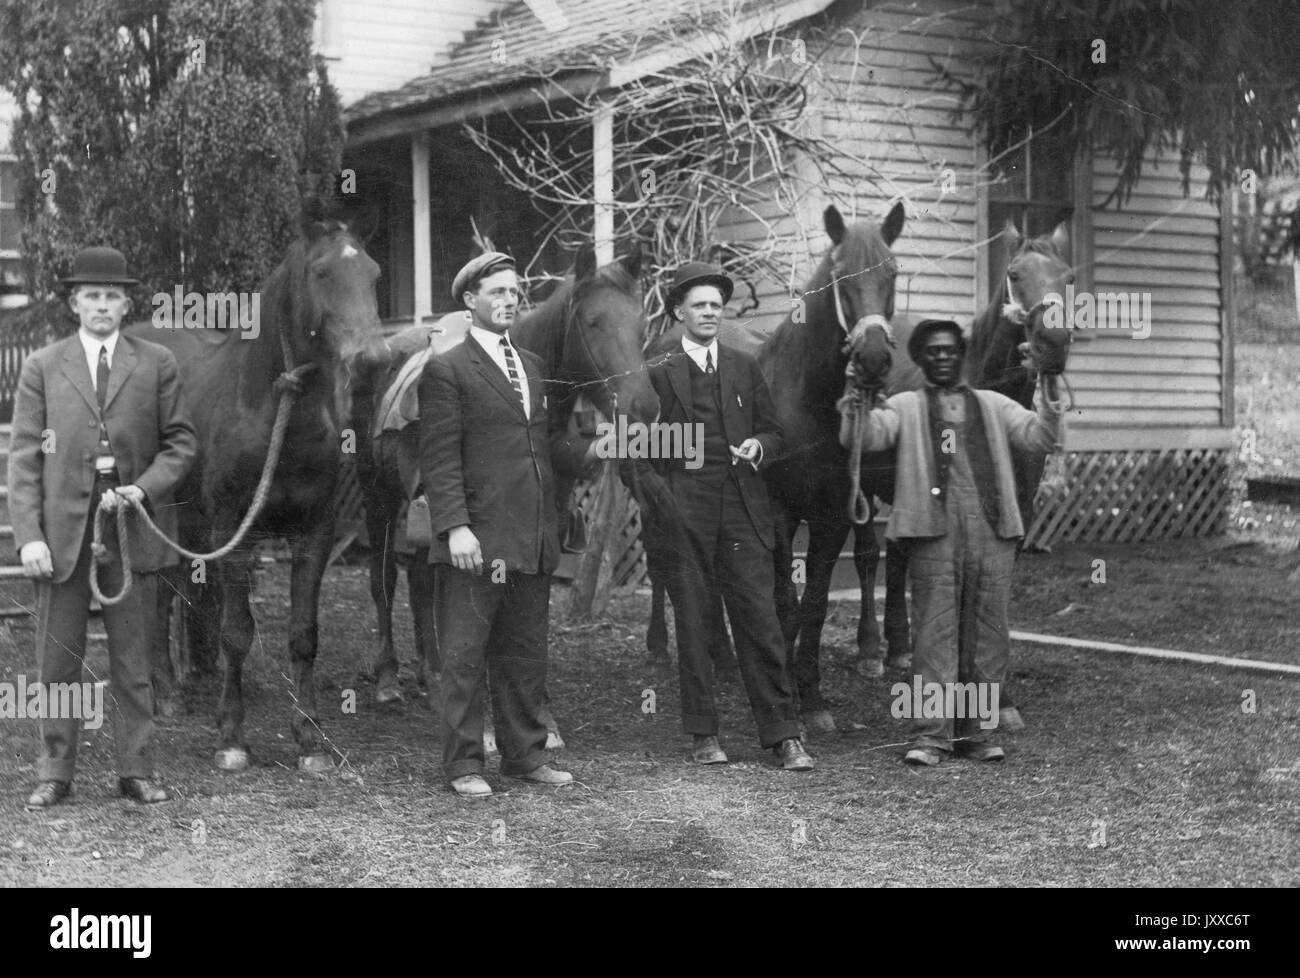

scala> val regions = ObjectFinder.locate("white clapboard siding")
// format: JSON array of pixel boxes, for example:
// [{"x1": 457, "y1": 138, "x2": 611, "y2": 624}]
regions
[
  {"x1": 714, "y1": 0, "x2": 989, "y2": 335},
  {"x1": 329, "y1": 0, "x2": 515, "y2": 107},
  {"x1": 1078, "y1": 152, "x2": 1225, "y2": 434}
]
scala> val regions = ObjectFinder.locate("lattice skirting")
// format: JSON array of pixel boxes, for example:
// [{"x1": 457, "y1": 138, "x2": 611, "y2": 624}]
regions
[{"x1": 1024, "y1": 447, "x2": 1231, "y2": 548}]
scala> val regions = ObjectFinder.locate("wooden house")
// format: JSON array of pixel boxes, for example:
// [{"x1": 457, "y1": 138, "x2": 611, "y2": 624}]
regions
[{"x1": 337, "y1": 0, "x2": 1236, "y2": 547}]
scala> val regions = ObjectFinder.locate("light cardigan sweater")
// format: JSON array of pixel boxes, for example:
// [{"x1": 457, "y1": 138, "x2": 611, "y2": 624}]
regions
[{"x1": 849, "y1": 386, "x2": 1064, "y2": 541}]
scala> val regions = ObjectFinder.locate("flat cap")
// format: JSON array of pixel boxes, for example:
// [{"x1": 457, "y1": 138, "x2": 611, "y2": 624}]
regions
[{"x1": 451, "y1": 251, "x2": 515, "y2": 302}]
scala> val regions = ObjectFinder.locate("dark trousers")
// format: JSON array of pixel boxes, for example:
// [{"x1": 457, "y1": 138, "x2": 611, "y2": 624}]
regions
[
  {"x1": 906, "y1": 488, "x2": 1015, "y2": 751},
  {"x1": 35, "y1": 487, "x2": 158, "y2": 782},
  {"x1": 666, "y1": 473, "x2": 799, "y2": 747},
  {"x1": 435, "y1": 565, "x2": 550, "y2": 780}
]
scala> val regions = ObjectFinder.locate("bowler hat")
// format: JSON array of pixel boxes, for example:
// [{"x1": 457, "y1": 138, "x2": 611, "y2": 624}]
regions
[
  {"x1": 60, "y1": 246, "x2": 140, "y2": 287},
  {"x1": 907, "y1": 318, "x2": 966, "y2": 364},
  {"x1": 451, "y1": 251, "x2": 515, "y2": 301},
  {"x1": 666, "y1": 261, "x2": 733, "y2": 319}
]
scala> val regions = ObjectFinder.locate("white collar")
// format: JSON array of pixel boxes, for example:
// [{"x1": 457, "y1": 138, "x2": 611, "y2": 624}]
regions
[
  {"x1": 681, "y1": 334, "x2": 718, "y2": 369},
  {"x1": 470, "y1": 324, "x2": 512, "y2": 351},
  {"x1": 78, "y1": 328, "x2": 120, "y2": 362}
]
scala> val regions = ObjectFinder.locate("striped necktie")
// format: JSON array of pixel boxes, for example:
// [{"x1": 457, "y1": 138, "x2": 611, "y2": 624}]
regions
[
  {"x1": 499, "y1": 336, "x2": 527, "y2": 415},
  {"x1": 705, "y1": 349, "x2": 714, "y2": 374}
]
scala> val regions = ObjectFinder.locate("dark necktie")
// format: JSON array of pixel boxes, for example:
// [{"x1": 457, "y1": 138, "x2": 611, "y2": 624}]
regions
[
  {"x1": 96, "y1": 345, "x2": 109, "y2": 415},
  {"x1": 500, "y1": 336, "x2": 526, "y2": 415},
  {"x1": 705, "y1": 349, "x2": 714, "y2": 374}
]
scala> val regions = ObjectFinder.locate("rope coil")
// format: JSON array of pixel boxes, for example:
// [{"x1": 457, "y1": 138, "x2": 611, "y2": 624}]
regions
[{"x1": 88, "y1": 346, "x2": 314, "y2": 606}]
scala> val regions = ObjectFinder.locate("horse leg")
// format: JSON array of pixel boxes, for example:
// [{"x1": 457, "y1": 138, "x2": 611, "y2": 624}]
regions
[
  {"x1": 214, "y1": 550, "x2": 255, "y2": 771},
  {"x1": 288, "y1": 517, "x2": 335, "y2": 772},
  {"x1": 409, "y1": 549, "x2": 439, "y2": 694},
  {"x1": 185, "y1": 565, "x2": 222, "y2": 678},
  {"x1": 644, "y1": 531, "x2": 672, "y2": 663},
  {"x1": 850, "y1": 517, "x2": 885, "y2": 677},
  {"x1": 883, "y1": 538, "x2": 912, "y2": 670},
  {"x1": 770, "y1": 504, "x2": 800, "y2": 658},
  {"x1": 365, "y1": 494, "x2": 402, "y2": 704},
  {"x1": 795, "y1": 520, "x2": 849, "y2": 733},
  {"x1": 151, "y1": 565, "x2": 185, "y2": 718}
]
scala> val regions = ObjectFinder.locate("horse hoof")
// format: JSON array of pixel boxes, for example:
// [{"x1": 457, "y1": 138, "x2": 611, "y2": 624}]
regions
[
  {"x1": 886, "y1": 653, "x2": 913, "y2": 672},
  {"x1": 483, "y1": 728, "x2": 499, "y2": 755},
  {"x1": 215, "y1": 747, "x2": 250, "y2": 772},
  {"x1": 545, "y1": 729, "x2": 566, "y2": 751},
  {"x1": 804, "y1": 710, "x2": 837, "y2": 734},
  {"x1": 856, "y1": 658, "x2": 885, "y2": 679},
  {"x1": 375, "y1": 684, "x2": 404, "y2": 706},
  {"x1": 298, "y1": 753, "x2": 334, "y2": 774},
  {"x1": 156, "y1": 696, "x2": 186, "y2": 719},
  {"x1": 999, "y1": 707, "x2": 1026, "y2": 732}
]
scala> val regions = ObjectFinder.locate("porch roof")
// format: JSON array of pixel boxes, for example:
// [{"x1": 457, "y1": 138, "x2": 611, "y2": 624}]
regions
[{"x1": 344, "y1": 0, "x2": 836, "y2": 145}]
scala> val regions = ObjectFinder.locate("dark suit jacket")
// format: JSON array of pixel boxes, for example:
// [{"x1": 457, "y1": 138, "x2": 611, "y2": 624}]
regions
[
  {"x1": 8, "y1": 332, "x2": 198, "y2": 583},
  {"x1": 418, "y1": 332, "x2": 588, "y2": 575},
  {"x1": 647, "y1": 342, "x2": 784, "y2": 549}
]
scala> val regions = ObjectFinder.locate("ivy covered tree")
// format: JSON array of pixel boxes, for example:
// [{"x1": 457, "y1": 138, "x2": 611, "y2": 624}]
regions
[
  {"x1": 955, "y1": 0, "x2": 1300, "y2": 206},
  {"x1": 0, "y1": 0, "x2": 343, "y2": 330}
]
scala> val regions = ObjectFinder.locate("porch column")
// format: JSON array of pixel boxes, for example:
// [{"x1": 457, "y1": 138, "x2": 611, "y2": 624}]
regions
[
  {"x1": 592, "y1": 102, "x2": 614, "y2": 265},
  {"x1": 411, "y1": 130, "x2": 433, "y2": 323}
]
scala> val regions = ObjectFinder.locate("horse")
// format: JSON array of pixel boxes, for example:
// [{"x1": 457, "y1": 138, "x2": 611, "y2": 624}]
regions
[
  {"x1": 133, "y1": 218, "x2": 387, "y2": 772},
  {"x1": 354, "y1": 242, "x2": 659, "y2": 714}
]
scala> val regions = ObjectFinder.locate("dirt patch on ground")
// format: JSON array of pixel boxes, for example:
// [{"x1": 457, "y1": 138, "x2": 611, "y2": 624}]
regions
[{"x1": 1, "y1": 547, "x2": 1296, "y2": 887}]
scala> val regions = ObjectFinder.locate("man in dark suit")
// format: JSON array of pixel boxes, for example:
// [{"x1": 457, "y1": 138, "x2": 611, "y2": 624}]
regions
[
  {"x1": 10, "y1": 246, "x2": 197, "y2": 807},
  {"x1": 418, "y1": 252, "x2": 599, "y2": 799},
  {"x1": 648, "y1": 262, "x2": 813, "y2": 771}
]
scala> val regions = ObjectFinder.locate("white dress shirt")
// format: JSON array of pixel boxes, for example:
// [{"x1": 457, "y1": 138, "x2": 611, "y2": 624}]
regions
[
  {"x1": 78, "y1": 328, "x2": 120, "y2": 393},
  {"x1": 470, "y1": 324, "x2": 530, "y2": 418},
  {"x1": 681, "y1": 334, "x2": 719, "y2": 374}
]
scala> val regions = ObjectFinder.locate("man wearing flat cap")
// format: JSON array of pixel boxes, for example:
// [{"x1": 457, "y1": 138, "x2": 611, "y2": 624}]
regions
[
  {"x1": 10, "y1": 246, "x2": 196, "y2": 807},
  {"x1": 419, "y1": 251, "x2": 602, "y2": 799},
  {"x1": 839, "y1": 318, "x2": 1065, "y2": 766},
  {"x1": 645, "y1": 261, "x2": 813, "y2": 771}
]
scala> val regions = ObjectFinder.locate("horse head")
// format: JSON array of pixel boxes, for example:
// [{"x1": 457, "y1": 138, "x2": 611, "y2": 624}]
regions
[
  {"x1": 971, "y1": 220, "x2": 1074, "y2": 398},
  {"x1": 822, "y1": 202, "x2": 905, "y2": 389},
  {"x1": 554, "y1": 241, "x2": 658, "y2": 423},
  {"x1": 277, "y1": 218, "x2": 387, "y2": 423}
]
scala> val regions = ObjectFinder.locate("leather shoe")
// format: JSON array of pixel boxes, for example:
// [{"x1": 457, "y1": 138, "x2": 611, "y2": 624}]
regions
[
  {"x1": 26, "y1": 780, "x2": 70, "y2": 808},
  {"x1": 776, "y1": 737, "x2": 814, "y2": 771},
  {"x1": 510, "y1": 764, "x2": 573, "y2": 785},
  {"x1": 450, "y1": 774, "x2": 493, "y2": 798},
  {"x1": 692, "y1": 735, "x2": 728, "y2": 765},
  {"x1": 957, "y1": 742, "x2": 1006, "y2": 762},
  {"x1": 904, "y1": 746, "x2": 943, "y2": 766},
  {"x1": 119, "y1": 777, "x2": 171, "y2": 803}
]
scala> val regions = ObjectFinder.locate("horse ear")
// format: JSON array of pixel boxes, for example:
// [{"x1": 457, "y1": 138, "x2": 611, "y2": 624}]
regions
[
  {"x1": 824, "y1": 205, "x2": 846, "y2": 246},
  {"x1": 881, "y1": 200, "x2": 905, "y2": 246},
  {"x1": 619, "y1": 240, "x2": 643, "y2": 278},
  {"x1": 1050, "y1": 222, "x2": 1071, "y2": 262},
  {"x1": 574, "y1": 242, "x2": 597, "y2": 282},
  {"x1": 1002, "y1": 218, "x2": 1022, "y2": 255},
  {"x1": 346, "y1": 204, "x2": 382, "y2": 246}
]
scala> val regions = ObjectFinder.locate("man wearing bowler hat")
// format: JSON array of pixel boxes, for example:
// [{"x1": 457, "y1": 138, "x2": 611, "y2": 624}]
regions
[
  {"x1": 10, "y1": 246, "x2": 196, "y2": 806},
  {"x1": 419, "y1": 252, "x2": 605, "y2": 799},
  {"x1": 645, "y1": 261, "x2": 813, "y2": 771},
  {"x1": 839, "y1": 319, "x2": 1065, "y2": 766}
]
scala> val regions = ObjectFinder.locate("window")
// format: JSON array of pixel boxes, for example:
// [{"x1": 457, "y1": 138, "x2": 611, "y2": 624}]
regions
[
  {"x1": 984, "y1": 125, "x2": 1076, "y2": 301},
  {"x1": 0, "y1": 157, "x2": 26, "y2": 300}
]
